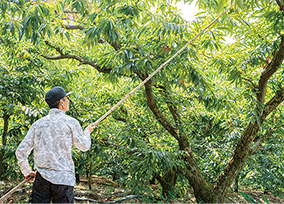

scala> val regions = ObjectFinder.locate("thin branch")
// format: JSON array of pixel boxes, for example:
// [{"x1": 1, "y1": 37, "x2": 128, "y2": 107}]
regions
[
  {"x1": 97, "y1": 140, "x2": 123, "y2": 148},
  {"x1": 63, "y1": 10, "x2": 78, "y2": 14},
  {"x1": 58, "y1": 21, "x2": 121, "y2": 50},
  {"x1": 135, "y1": 0, "x2": 141, "y2": 7},
  {"x1": 248, "y1": 125, "x2": 279, "y2": 155},
  {"x1": 155, "y1": 85, "x2": 182, "y2": 126},
  {"x1": 107, "y1": 40, "x2": 121, "y2": 51},
  {"x1": 202, "y1": 51, "x2": 212, "y2": 59},
  {"x1": 241, "y1": 19, "x2": 266, "y2": 41},
  {"x1": 68, "y1": 98, "x2": 80, "y2": 116},
  {"x1": 44, "y1": 40, "x2": 64, "y2": 55},
  {"x1": 112, "y1": 115, "x2": 127, "y2": 123},
  {"x1": 144, "y1": 80, "x2": 179, "y2": 139},
  {"x1": 64, "y1": 24, "x2": 84, "y2": 30},
  {"x1": 242, "y1": 77, "x2": 257, "y2": 89}
]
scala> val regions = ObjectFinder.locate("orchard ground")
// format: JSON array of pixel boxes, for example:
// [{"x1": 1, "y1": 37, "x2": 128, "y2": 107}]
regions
[{"x1": 0, "y1": 175, "x2": 283, "y2": 203}]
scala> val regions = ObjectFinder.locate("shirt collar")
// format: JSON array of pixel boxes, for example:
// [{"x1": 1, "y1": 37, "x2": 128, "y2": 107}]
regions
[{"x1": 49, "y1": 108, "x2": 66, "y2": 115}]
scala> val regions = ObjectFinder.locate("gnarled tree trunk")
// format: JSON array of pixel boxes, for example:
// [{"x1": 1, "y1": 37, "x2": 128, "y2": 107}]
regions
[
  {"x1": 144, "y1": 80, "x2": 216, "y2": 202},
  {"x1": 214, "y1": 35, "x2": 284, "y2": 202}
]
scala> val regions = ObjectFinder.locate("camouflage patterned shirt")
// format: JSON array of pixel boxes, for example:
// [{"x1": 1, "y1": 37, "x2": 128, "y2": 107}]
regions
[{"x1": 16, "y1": 108, "x2": 91, "y2": 186}]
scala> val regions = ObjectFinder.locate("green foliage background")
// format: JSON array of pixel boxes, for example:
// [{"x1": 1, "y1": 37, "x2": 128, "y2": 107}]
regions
[{"x1": 0, "y1": 0, "x2": 284, "y2": 202}]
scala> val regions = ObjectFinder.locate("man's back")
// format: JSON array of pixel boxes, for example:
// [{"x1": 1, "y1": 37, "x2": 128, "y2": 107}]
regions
[
  {"x1": 15, "y1": 87, "x2": 96, "y2": 203},
  {"x1": 16, "y1": 108, "x2": 91, "y2": 186}
]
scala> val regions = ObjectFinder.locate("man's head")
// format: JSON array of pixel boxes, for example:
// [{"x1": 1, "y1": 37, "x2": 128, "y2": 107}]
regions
[{"x1": 45, "y1": 87, "x2": 73, "y2": 111}]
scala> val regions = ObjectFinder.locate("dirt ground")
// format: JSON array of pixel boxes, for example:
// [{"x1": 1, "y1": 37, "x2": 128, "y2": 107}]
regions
[{"x1": 0, "y1": 176, "x2": 283, "y2": 203}]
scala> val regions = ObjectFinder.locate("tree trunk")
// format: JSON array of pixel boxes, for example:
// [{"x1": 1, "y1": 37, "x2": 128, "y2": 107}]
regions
[
  {"x1": 141, "y1": 35, "x2": 284, "y2": 202},
  {"x1": 144, "y1": 80, "x2": 215, "y2": 202},
  {"x1": 154, "y1": 169, "x2": 177, "y2": 198},
  {"x1": 0, "y1": 113, "x2": 10, "y2": 179},
  {"x1": 75, "y1": 173, "x2": 80, "y2": 183},
  {"x1": 234, "y1": 173, "x2": 240, "y2": 193},
  {"x1": 88, "y1": 162, "x2": 93, "y2": 190},
  {"x1": 178, "y1": 136, "x2": 215, "y2": 203}
]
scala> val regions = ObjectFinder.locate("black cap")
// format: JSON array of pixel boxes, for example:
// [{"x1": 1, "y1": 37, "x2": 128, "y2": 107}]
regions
[{"x1": 45, "y1": 86, "x2": 73, "y2": 105}]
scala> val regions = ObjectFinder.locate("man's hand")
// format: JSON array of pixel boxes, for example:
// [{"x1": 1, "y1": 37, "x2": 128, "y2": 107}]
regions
[
  {"x1": 85, "y1": 124, "x2": 97, "y2": 133},
  {"x1": 25, "y1": 171, "x2": 36, "y2": 182}
]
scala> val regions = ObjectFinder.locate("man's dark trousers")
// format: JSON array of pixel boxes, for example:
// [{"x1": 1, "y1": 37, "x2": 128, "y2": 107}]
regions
[{"x1": 30, "y1": 172, "x2": 74, "y2": 203}]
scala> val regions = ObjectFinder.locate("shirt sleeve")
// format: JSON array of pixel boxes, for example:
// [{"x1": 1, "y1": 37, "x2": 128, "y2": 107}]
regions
[
  {"x1": 15, "y1": 124, "x2": 35, "y2": 177},
  {"x1": 71, "y1": 120, "x2": 91, "y2": 152}
]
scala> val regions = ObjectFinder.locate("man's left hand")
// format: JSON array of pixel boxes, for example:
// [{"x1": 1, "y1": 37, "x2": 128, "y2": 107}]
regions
[{"x1": 25, "y1": 171, "x2": 36, "y2": 182}]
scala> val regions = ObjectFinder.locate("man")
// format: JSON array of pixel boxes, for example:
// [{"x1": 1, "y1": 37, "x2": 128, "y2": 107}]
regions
[{"x1": 16, "y1": 86, "x2": 96, "y2": 203}]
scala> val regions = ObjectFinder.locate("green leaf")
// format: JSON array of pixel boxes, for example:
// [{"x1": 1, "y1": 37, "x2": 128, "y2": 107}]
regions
[
  {"x1": 236, "y1": 0, "x2": 243, "y2": 8},
  {"x1": 262, "y1": 195, "x2": 270, "y2": 204},
  {"x1": 240, "y1": 192, "x2": 256, "y2": 203},
  {"x1": 217, "y1": 0, "x2": 225, "y2": 14}
]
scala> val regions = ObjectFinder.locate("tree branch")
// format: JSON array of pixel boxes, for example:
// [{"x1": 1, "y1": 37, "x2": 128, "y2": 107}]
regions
[
  {"x1": 44, "y1": 40, "x2": 64, "y2": 55},
  {"x1": 106, "y1": 0, "x2": 122, "y2": 10},
  {"x1": 145, "y1": 79, "x2": 211, "y2": 200},
  {"x1": 215, "y1": 36, "x2": 284, "y2": 199},
  {"x1": 257, "y1": 35, "x2": 284, "y2": 103},
  {"x1": 42, "y1": 41, "x2": 112, "y2": 73},
  {"x1": 59, "y1": 21, "x2": 121, "y2": 50},
  {"x1": 112, "y1": 114, "x2": 127, "y2": 123},
  {"x1": 241, "y1": 19, "x2": 266, "y2": 41},
  {"x1": 215, "y1": 87, "x2": 284, "y2": 198},
  {"x1": 155, "y1": 85, "x2": 182, "y2": 127},
  {"x1": 248, "y1": 126, "x2": 278, "y2": 155},
  {"x1": 63, "y1": 10, "x2": 78, "y2": 14},
  {"x1": 135, "y1": 0, "x2": 141, "y2": 7},
  {"x1": 260, "y1": 86, "x2": 284, "y2": 122},
  {"x1": 202, "y1": 51, "x2": 212, "y2": 59},
  {"x1": 276, "y1": 0, "x2": 284, "y2": 11},
  {"x1": 107, "y1": 40, "x2": 121, "y2": 51},
  {"x1": 144, "y1": 80, "x2": 179, "y2": 139},
  {"x1": 64, "y1": 24, "x2": 84, "y2": 30},
  {"x1": 242, "y1": 77, "x2": 257, "y2": 89}
]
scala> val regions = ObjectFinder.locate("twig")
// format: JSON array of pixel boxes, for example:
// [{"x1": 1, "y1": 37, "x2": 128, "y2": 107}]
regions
[
  {"x1": 202, "y1": 51, "x2": 212, "y2": 59},
  {"x1": 242, "y1": 77, "x2": 257, "y2": 89},
  {"x1": 135, "y1": 0, "x2": 141, "y2": 7},
  {"x1": 240, "y1": 19, "x2": 266, "y2": 42},
  {"x1": 64, "y1": 10, "x2": 78, "y2": 14}
]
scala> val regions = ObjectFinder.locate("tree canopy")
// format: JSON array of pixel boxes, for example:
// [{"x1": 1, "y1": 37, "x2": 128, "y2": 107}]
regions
[{"x1": 1, "y1": 0, "x2": 284, "y2": 202}]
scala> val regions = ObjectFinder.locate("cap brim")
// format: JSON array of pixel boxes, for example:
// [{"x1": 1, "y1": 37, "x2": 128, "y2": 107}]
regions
[{"x1": 66, "y1": 91, "x2": 73, "y2": 96}]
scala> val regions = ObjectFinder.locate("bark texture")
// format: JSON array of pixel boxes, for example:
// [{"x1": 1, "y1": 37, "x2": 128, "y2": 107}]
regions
[
  {"x1": 0, "y1": 113, "x2": 10, "y2": 179},
  {"x1": 154, "y1": 169, "x2": 177, "y2": 198}
]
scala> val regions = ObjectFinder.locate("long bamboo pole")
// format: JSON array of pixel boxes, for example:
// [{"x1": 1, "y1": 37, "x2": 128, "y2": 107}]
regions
[
  {"x1": 0, "y1": 176, "x2": 31, "y2": 204},
  {"x1": 91, "y1": 6, "x2": 232, "y2": 127}
]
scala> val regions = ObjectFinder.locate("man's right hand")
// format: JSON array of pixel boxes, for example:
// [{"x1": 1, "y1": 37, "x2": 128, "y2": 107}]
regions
[{"x1": 85, "y1": 124, "x2": 97, "y2": 133}]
